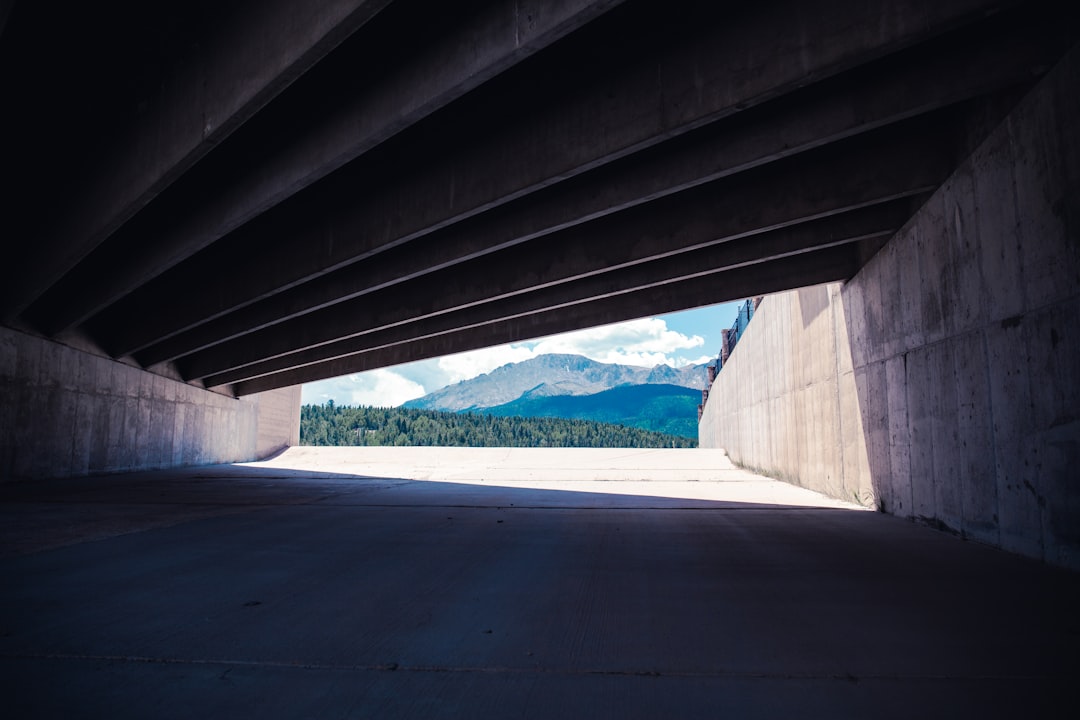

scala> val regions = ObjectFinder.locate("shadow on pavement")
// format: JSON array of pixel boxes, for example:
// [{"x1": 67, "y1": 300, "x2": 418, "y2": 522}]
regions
[{"x1": 2, "y1": 460, "x2": 1078, "y2": 718}]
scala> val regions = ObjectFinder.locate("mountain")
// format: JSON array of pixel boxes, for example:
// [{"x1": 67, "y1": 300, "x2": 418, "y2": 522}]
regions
[
  {"x1": 401, "y1": 353, "x2": 707, "y2": 438},
  {"x1": 403, "y1": 354, "x2": 707, "y2": 413},
  {"x1": 480, "y1": 383, "x2": 702, "y2": 439}
]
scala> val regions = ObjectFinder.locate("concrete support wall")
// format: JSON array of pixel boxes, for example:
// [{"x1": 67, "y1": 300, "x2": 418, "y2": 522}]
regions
[
  {"x1": 701, "y1": 46, "x2": 1079, "y2": 568},
  {"x1": 0, "y1": 326, "x2": 300, "y2": 481},
  {"x1": 699, "y1": 285, "x2": 873, "y2": 506},
  {"x1": 255, "y1": 382, "x2": 302, "y2": 458}
]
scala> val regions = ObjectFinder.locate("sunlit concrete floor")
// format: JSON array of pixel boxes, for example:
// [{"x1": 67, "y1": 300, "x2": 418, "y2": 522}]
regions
[{"x1": 2, "y1": 448, "x2": 1077, "y2": 718}]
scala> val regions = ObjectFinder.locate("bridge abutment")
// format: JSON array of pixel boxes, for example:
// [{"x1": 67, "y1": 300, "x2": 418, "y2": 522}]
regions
[
  {"x1": 700, "y1": 44, "x2": 1080, "y2": 568},
  {"x1": 0, "y1": 327, "x2": 299, "y2": 481}
]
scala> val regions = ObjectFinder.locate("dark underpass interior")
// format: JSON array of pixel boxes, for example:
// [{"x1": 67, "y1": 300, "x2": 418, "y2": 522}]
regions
[
  {"x1": 2, "y1": 1, "x2": 1078, "y2": 715},
  {"x1": 3, "y1": 452, "x2": 1078, "y2": 718}
]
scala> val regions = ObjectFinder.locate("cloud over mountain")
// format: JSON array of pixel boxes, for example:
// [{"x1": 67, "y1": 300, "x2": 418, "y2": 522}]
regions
[
  {"x1": 404, "y1": 353, "x2": 706, "y2": 413},
  {"x1": 302, "y1": 316, "x2": 713, "y2": 407}
]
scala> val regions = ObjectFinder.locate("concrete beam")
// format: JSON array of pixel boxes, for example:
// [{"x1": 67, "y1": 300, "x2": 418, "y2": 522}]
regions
[
  {"x1": 0, "y1": 1, "x2": 12, "y2": 40},
  {"x1": 79, "y1": 0, "x2": 1013, "y2": 354},
  {"x1": 230, "y1": 244, "x2": 861, "y2": 395},
  {"x1": 204, "y1": 205, "x2": 911, "y2": 388},
  {"x1": 27, "y1": 0, "x2": 625, "y2": 335},
  {"x1": 178, "y1": 123, "x2": 948, "y2": 382},
  {"x1": 2, "y1": 0, "x2": 394, "y2": 322},
  {"x1": 112, "y1": 16, "x2": 1058, "y2": 364}
]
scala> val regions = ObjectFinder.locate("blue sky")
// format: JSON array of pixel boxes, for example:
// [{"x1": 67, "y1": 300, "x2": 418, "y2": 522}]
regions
[{"x1": 302, "y1": 299, "x2": 746, "y2": 407}]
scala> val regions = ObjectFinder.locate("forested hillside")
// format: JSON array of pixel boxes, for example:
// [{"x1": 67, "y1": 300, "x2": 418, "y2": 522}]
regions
[
  {"x1": 300, "y1": 402, "x2": 696, "y2": 448},
  {"x1": 481, "y1": 383, "x2": 701, "y2": 438}
]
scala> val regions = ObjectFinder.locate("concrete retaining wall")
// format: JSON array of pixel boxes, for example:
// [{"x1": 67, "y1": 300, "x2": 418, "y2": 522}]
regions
[
  {"x1": 699, "y1": 284, "x2": 872, "y2": 505},
  {"x1": 0, "y1": 326, "x2": 300, "y2": 481},
  {"x1": 701, "y1": 46, "x2": 1079, "y2": 568}
]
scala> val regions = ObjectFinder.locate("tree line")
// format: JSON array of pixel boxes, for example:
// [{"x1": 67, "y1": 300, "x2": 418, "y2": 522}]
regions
[{"x1": 300, "y1": 402, "x2": 697, "y2": 448}]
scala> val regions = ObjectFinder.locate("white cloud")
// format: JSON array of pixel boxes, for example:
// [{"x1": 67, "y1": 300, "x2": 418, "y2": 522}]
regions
[
  {"x1": 530, "y1": 318, "x2": 704, "y2": 364},
  {"x1": 592, "y1": 349, "x2": 672, "y2": 367},
  {"x1": 680, "y1": 354, "x2": 715, "y2": 367},
  {"x1": 302, "y1": 316, "x2": 712, "y2": 406},
  {"x1": 436, "y1": 344, "x2": 538, "y2": 385},
  {"x1": 432, "y1": 318, "x2": 706, "y2": 385},
  {"x1": 301, "y1": 369, "x2": 426, "y2": 407}
]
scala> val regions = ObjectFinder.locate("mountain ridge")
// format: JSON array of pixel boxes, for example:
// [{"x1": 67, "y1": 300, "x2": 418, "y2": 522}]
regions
[
  {"x1": 403, "y1": 353, "x2": 707, "y2": 413},
  {"x1": 479, "y1": 383, "x2": 702, "y2": 438}
]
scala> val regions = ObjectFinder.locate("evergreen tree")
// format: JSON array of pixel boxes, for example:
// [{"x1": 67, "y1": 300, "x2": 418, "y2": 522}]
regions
[{"x1": 299, "y1": 404, "x2": 697, "y2": 448}]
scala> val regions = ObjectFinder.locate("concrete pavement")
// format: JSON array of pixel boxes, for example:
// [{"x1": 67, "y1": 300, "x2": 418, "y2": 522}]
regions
[{"x1": 3, "y1": 448, "x2": 1078, "y2": 718}]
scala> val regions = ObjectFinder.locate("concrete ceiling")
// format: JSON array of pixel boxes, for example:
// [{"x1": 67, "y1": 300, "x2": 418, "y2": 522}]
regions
[{"x1": 2, "y1": 0, "x2": 1075, "y2": 396}]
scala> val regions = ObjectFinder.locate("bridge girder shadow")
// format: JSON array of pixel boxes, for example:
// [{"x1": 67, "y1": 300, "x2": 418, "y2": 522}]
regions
[{"x1": 3, "y1": 451, "x2": 1078, "y2": 717}]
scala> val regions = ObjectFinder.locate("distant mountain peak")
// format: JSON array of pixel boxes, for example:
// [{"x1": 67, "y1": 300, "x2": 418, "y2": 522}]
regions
[{"x1": 403, "y1": 353, "x2": 706, "y2": 413}]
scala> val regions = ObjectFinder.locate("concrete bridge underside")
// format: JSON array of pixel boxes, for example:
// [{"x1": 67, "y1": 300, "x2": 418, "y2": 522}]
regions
[
  {"x1": 1, "y1": 0, "x2": 1074, "y2": 391},
  {"x1": 2, "y1": 0, "x2": 1076, "y2": 474},
  {"x1": 0, "y1": 0, "x2": 1075, "y2": 542},
  {"x1": 2, "y1": 2, "x2": 1079, "y2": 714}
]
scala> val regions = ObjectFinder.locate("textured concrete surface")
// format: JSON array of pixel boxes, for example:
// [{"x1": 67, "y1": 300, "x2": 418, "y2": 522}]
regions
[
  {"x1": 7, "y1": 0, "x2": 393, "y2": 325},
  {"x1": 11, "y1": 0, "x2": 1060, "y2": 401},
  {"x1": 699, "y1": 284, "x2": 865, "y2": 507},
  {"x1": 0, "y1": 327, "x2": 300, "y2": 481},
  {"x1": 3, "y1": 448, "x2": 1078, "y2": 718},
  {"x1": 701, "y1": 44, "x2": 1080, "y2": 569},
  {"x1": 31, "y1": 0, "x2": 617, "y2": 337}
]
